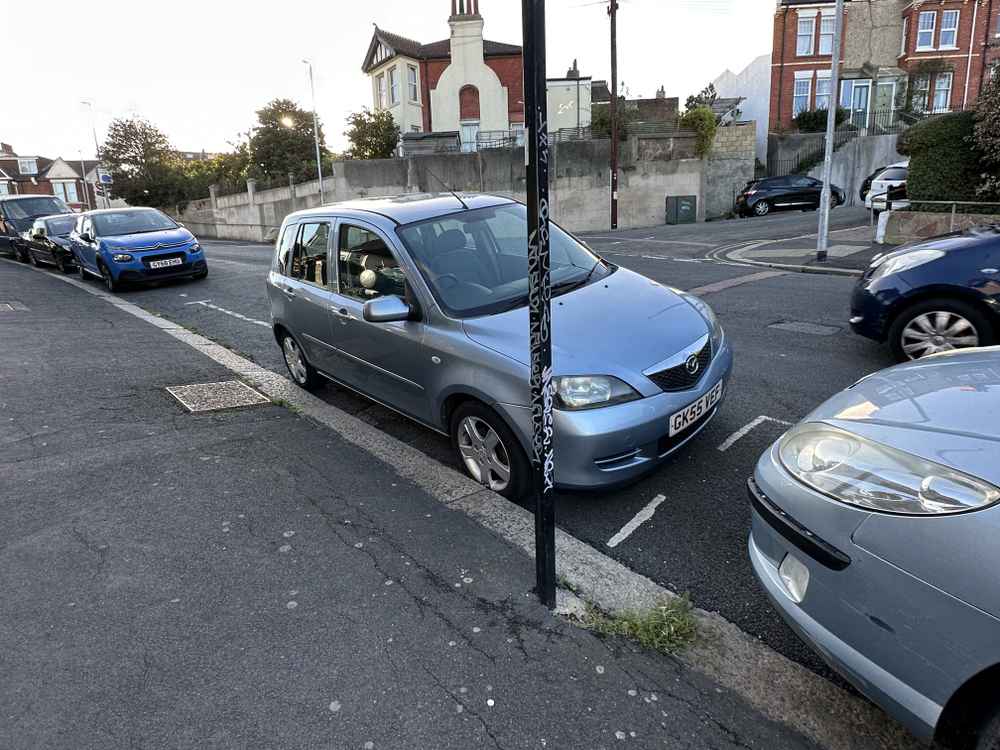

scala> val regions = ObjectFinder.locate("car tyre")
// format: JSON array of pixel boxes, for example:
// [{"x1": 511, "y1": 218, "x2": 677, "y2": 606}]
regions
[
  {"x1": 193, "y1": 268, "x2": 208, "y2": 281},
  {"x1": 753, "y1": 201, "x2": 771, "y2": 217},
  {"x1": 450, "y1": 401, "x2": 531, "y2": 501},
  {"x1": 99, "y1": 261, "x2": 121, "y2": 293},
  {"x1": 888, "y1": 297, "x2": 993, "y2": 362},
  {"x1": 975, "y1": 708, "x2": 1000, "y2": 750},
  {"x1": 13, "y1": 243, "x2": 28, "y2": 263},
  {"x1": 27, "y1": 249, "x2": 39, "y2": 266},
  {"x1": 280, "y1": 332, "x2": 321, "y2": 391},
  {"x1": 56, "y1": 256, "x2": 72, "y2": 274}
]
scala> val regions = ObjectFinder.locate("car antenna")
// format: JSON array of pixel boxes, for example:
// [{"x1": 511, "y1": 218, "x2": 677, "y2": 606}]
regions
[{"x1": 422, "y1": 164, "x2": 469, "y2": 210}]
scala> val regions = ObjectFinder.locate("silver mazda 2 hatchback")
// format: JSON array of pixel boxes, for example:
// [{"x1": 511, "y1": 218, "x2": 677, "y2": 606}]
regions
[{"x1": 267, "y1": 194, "x2": 733, "y2": 498}]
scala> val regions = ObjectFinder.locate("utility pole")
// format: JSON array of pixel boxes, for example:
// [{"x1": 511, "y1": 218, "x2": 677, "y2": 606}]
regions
[
  {"x1": 522, "y1": 0, "x2": 556, "y2": 610},
  {"x1": 303, "y1": 59, "x2": 325, "y2": 204},
  {"x1": 817, "y1": 0, "x2": 844, "y2": 262},
  {"x1": 78, "y1": 151, "x2": 92, "y2": 210},
  {"x1": 609, "y1": 0, "x2": 619, "y2": 230}
]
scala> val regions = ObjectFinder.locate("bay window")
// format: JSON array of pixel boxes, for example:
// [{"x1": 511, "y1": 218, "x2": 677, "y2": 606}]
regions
[
  {"x1": 818, "y1": 14, "x2": 835, "y2": 56},
  {"x1": 932, "y1": 72, "x2": 953, "y2": 112},
  {"x1": 917, "y1": 11, "x2": 936, "y2": 51},
  {"x1": 793, "y1": 74, "x2": 812, "y2": 116},
  {"x1": 939, "y1": 10, "x2": 959, "y2": 48},
  {"x1": 797, "y1": 16, "x2": 815, "y2": 56}
]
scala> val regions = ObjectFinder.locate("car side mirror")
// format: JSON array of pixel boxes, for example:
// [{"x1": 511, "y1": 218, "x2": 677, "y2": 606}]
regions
[
  {"x1": 32, "y1": 229, "x2": 45, "y2": 240},
  {"x1": 80, "y1": 231, "x2": 93, "y2": 243},
  {"x1": 363, "y1": 295, "x2": 413, "y2": 323}
]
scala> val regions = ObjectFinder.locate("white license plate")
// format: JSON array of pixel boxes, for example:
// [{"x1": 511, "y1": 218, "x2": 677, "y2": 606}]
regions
[
  {"x1": 669, "y1": 380, "x2": 724, "y2": 437},
  {"x1": 149, "y1": 257, "x2": 183, "y2": 269}
]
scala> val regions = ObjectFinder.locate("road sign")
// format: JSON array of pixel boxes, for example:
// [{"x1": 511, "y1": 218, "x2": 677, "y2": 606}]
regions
[{"x1": 98, "y1": 172, "x2": 113, "y2": 184}]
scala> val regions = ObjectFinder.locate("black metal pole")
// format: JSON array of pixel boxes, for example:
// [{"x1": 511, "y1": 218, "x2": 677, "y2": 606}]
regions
[
  {"x1": 522, "y1": 0, "x2": 556, "y2": 610},
  {"x1": 609, "y1": 0, "x2": 619, "y2": 230}
]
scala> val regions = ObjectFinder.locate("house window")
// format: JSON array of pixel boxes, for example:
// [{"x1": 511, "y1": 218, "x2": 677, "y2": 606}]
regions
[
  {"x1": 376, "y1": 74, "x2": 387, "y2": 109},
  {"x1": 818, "y1": 14, "x2": 835, "y2": 55},
  {"x1": 408, "y1": 66, "x2": 419, "y2": 103},
  {"x1": 0, "y1": 182, "x2": 8, "y2": 195},
  {"x1": 939, "y1": 10, "x2": 959, "y2": 48},
  {"x1": 389, "y1": 68, "x2": 399, "y2": 105},
  {"x1": 796, "y1": 16, "x2": 816, "y2": 56},
  {"x1": 900, "y1": 17, "x2": 909, "y2": 56},
  {"x1": 932, "y1": 72, "x2": 953, "y2": 112},
  {"x1": 815, "y1": 73, "x2": 832, "y2": 110},
  {"x1": 51, "y1": 181, "x2": 79, "y2": 203},
  {"x1": 912, "y1": 74, "x2": 931, "y2": 112},
  {"x1": 917, "y1": 11, "x2": 936, "y2": 50},
  {"x1": 17, "y1": 158, "x2": 37, "y2": 175},
  {"x1": 793, "y1": 76, "x2": 812, "y2": 116}
]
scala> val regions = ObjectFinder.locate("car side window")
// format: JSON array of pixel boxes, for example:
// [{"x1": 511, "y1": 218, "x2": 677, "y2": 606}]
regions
[
  {"x1": 289, "y1": 222, "x2": 331, "y2": 288},
  {"x1": 791, "y1": 177, "x2": 814, "y2": 188},
  {"x1": 337, "y1": 224, "x2": 406, "y2": 301},
  {"x1": 276, "y1": 223, "x2": 298, "y2": 275}
]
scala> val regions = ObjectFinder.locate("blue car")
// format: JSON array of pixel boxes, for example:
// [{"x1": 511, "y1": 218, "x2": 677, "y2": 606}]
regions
[
  {"x1": 69, "y1": 207, "x2": 208, "y2": 291},
  {"x1": 850, "y1": 226, "x2": 1000, "y2": 361}
]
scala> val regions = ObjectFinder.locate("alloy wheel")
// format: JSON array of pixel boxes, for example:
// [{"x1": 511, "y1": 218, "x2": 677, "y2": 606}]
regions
[
  {"x1": 900, "y1": 311, "x2": 979, "y2": 359},
  {"x1": 282, "y1": 336, "x2": 308, "y2": 385},
  {"x1": 754, "y1": 201, "x2": 770, "y2": 217},
  {"x1": 457, "y1": 416, "x2": 511, "y2": 492}
]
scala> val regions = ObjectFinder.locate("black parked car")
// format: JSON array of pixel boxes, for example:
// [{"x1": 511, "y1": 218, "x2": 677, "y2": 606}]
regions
[
  {"x1": 24, "y1": 214, "x2": 79, "y2": 273},
  {"x1": 0, "y1": 194, "x2": 73, "y2": 261},
  {"x1": 735, "y1": 175, "x2": 845, "y2": 218}
]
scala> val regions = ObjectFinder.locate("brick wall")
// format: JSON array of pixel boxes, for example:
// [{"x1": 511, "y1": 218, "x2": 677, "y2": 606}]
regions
[
  {"x1": 485, "y1": 55, "x2": 525, "y2": 124},
  {"x1": 459, "y1": 85, "x2": 481, "y2": 119}
]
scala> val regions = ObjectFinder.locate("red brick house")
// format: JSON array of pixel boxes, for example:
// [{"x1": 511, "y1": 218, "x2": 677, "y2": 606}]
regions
[
  {"x1": 0, "y1": 142, "x2": 100, "y2": 209},
  {"x1": 770, "y1": 0, "x2": 1000, "y2": 132}
]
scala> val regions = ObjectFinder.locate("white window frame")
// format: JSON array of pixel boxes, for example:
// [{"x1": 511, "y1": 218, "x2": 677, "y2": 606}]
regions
[
  {"x1": 916, "y1": 11, "x2": 936, "y2": 51},
  {"x1": 17, "y1": 158, "x2": 37, "y2": 175},
  {"x1": 900, "y1": 17, "x2": 909, "y2": 57},
  {"x1": 460, "y1": 120, "x2": 480, "y2": 153},
  {"x1": 932, "y1": 71, "x2": 953, "y2": 112},
  {"x1": 407, "y1": 65, "x2": 419, "y2": 103},
  {"x1": 796, "y1": 16, "x2": 816, "y2": 56},
  {"x1": 815, "y1": 71, "x2": 832, "y2": 110},
  {"x1": 912, "y1": 74, "x2": 931, "y2": 112},
  {"x1": 376, "y1": 74, "x2": 387, "y2": 109},
  {"x1": 51, "y1": 181, "x2": 79, "y2": 203},
  {"x1": 0, "y1": 182, "x2": 9, "y2": 196},
  {"x1": 939, "y1": 10, "x2": 959, "y2": 49},
  {"x1": 793, "y1": 72, "x2": 813, "y2": 116},
  {"x1": 388, "y1": 67, "x2": 399, "y2": 106},
  {"x1": 818, "y1": 12, "x2": 835, "y2": 56}
]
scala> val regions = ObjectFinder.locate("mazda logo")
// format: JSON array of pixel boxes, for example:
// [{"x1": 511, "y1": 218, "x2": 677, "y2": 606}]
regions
[{"x1": 685, "y1": 354, "x2": 701, "y2": 375}]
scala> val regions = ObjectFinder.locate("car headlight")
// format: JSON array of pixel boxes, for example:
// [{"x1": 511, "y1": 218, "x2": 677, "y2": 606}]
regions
[
  {"x1": 869, "y1": 248, "x2": 943, "y2": 280},
  {"x1": 189, "y1": 243, "x2": 202, "y2": 253},
  {"x1": 778, "y1": 423, "x2": 1000, "y2": 515},
  {"x1": 681, "y1": 293, "x2": 724, "y2": 352},
  {"x1": 554, "y1": 376, "x2": 640, "y2": 410},
  {"x1": 111, "y1": 253, "x2": 134, "y2": 263}
]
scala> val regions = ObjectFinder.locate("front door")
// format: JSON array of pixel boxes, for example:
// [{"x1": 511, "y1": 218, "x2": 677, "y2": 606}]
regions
[
  {"x1": 328, "y1": 220, "x2": 431, "y2": 424},
  {"x1": 851, "y1": 81, "x2": 871, "y2": 132},
  {"x1": 283, "y1": 219, "x2": 340, "y2": 374},
  {"x1": 874, "y1": 81, "x2": 896, "y2": 129}
]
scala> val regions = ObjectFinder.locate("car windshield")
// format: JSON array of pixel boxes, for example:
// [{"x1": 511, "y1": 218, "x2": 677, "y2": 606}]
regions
[
  {"x1": 878, "y1": 168, "x2": 908, "y2": 181},
  {"x1": 45, "y1": 216, "x2": 76, "y2": 236},
  {"x1": 396, "y1": 203, "x2": 612, "y2": 318},
  {"x1": 3, "y1": 197, "x2": 71, "y2": 220},
  {"x1": 92, "y1": 209, "x2": 177, "y2": 236}
]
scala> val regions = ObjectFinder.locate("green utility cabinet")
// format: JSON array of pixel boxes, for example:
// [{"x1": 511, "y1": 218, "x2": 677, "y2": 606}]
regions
[{"x1": 665, "y1": 195, "x2": 697, "y2": 225}]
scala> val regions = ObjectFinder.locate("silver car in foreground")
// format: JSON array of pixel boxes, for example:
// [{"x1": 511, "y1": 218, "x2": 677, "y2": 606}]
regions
[
  {"x1": 749, "y1": 347, "x2": 1000, "y2": 748},
  {"x1": 267, "y1": 194, "x2": 732, "y2": 498}
]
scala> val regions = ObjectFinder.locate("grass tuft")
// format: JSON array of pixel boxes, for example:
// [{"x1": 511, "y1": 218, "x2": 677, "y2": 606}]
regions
[{"x1": 584, "y1": 595, "x2": 698, "y2": 655}]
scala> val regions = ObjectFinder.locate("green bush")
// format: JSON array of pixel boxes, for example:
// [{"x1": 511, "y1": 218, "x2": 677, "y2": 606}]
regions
[
  {"x1": 793, "y1": 108, "x2": 849, "y2": 133},
  {"x1": 897, "y1": 111, "x2": 981, "y2": 202},
  {"x1": 680, "y1": 106, "x2": 717, "y2": 158}
]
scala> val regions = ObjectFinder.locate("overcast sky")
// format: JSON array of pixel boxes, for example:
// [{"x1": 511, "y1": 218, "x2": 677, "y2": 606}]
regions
[{"x1": 6, "y1": 0, "x2": 772, "y2": 160}]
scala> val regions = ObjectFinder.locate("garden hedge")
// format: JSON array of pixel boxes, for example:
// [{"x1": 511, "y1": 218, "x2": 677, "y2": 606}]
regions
[{"x1": 897, "y1": 111, "x2": 982, "y2": 202}]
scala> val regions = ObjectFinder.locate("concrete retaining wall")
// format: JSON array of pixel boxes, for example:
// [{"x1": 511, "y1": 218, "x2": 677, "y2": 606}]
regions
[
  {"x1": 883, "y1": 210, "x2": 1000, "y2": 244},
  {"x1": 807, "y1": 134, "x2": 903, "y2": 208}
]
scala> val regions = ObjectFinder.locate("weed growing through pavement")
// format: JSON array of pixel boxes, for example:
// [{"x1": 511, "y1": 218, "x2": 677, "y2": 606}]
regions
[{"x1": 583, "y1": 595, "x2": 697, "y2": 655}]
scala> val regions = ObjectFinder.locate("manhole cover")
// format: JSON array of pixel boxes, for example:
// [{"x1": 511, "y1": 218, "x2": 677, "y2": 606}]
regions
[
  {"x1": 0, "y1": 301, "x2": 29, "y2": 312},
  {"x1": 768, "y1": 321, "x2": 841, "y2": 336},
  {"x1": 166, "y1": 381, "x2": 271, "y2": 412}
]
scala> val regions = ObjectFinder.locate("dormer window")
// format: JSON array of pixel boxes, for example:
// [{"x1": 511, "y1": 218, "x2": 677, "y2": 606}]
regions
[{"x1": 17, "y1": 158, "x2": 37, "y2": 175}]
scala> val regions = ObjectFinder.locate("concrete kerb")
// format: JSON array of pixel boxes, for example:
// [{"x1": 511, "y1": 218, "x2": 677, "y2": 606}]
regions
[
  {"x1": 714, "y1": 240, "x2": 864, "y2": 277},
  {"x1": 2, "y1": 257, "x2": 918, "y2": 750}
]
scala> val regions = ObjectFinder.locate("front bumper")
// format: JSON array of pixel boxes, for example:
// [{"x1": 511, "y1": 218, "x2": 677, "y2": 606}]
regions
[
  {"x1": 849, "y1": 275, "x2": 908, "y2": 342},
  {"x1": 111, "y1": 257, "x2": 207, "y2": 283},
  {"x1": 498, "y1": 338, "x2": 733, "y2": 489}
]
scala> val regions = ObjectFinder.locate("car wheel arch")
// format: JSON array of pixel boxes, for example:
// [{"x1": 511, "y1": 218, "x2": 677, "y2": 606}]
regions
[
  {"x1": 440, "y1": 391, "x2": 531, "y2": 457},
  {"x1": 935, "y1": 662, "x2": 1000, "y2": 748},
  {"x1": 886, "y1": 286, "x2": 997, "y2": 335}
]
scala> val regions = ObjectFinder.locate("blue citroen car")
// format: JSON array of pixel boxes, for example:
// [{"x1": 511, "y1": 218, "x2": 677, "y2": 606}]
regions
[
  {"x1": 850, "y1": 225, "x2": 1000, "y2": 361},
  {"x1": 70, "y1": 207, "x2": 208, "y2": 291}
]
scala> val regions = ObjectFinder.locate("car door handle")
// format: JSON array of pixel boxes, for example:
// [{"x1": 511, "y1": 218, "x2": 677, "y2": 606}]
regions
[
  {"x1": 334, "y1": 307, "x2": 354, "y2": 323},
  {"x1": 280, "y1": 286, "x2": 296, "y2": 299}
]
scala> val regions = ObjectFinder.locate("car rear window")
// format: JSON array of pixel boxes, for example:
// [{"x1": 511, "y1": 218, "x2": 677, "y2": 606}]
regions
[{"x1": 878, "y1": 168, "x2": 908, "y2": 181}]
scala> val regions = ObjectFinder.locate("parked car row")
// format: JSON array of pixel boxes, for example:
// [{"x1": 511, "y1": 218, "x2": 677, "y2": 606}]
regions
[{"x1": 1, "y1": 197, "x2": 208, "y2": 290}]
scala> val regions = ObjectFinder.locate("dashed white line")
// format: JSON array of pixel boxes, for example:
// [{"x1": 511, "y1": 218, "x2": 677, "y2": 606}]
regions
[
  {"x1": 717, "y1": 416, "x2": 794, "y2": 453},
  {"x1": 184, "y1": 299, "x2": 270, "y2": 327},
  {"x1": 606, "y1": 494, "x2": 666, "y2": 549}
]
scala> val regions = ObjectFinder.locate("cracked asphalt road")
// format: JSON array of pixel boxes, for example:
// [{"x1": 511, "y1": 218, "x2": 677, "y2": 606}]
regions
[{"x1": 0, "y1": 259, "x2": 824, "y2": 748}]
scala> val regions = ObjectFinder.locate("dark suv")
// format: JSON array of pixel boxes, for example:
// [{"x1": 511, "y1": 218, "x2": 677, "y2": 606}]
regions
[
  {"x1": 0, "y1": 195, "x2": 74, "y2": 261},
  {"x1": 735, "y1": 176, "x2": 845, "y2": 218}
]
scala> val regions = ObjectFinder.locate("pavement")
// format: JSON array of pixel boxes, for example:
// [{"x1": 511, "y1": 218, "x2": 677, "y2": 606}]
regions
[{"x1": 0, "y1": 259, "x2": 833, "y2": 749}]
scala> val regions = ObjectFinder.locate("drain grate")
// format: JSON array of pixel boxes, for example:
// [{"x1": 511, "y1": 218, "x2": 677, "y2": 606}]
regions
[
  {"x1": 0, "y1": 301, "x2": 29, "y2": 312},
  {"x1": 768, "y1": 321, "x2": 841, "y2": 336},
  {"x1": 166, "y1": 380, "x2": 271, "y2": 413}
]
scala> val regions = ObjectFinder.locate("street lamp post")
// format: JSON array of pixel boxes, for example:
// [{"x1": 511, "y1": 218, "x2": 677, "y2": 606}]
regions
[
  {"x1": 303, "y1": 59, "x2": 325, "y2": 204},
  {"x1": 817, "y1": 0, "x2": 845, "y2": 262},
  {"x1": 81, "y1": 100, "x2": 108, "y2": 208}
]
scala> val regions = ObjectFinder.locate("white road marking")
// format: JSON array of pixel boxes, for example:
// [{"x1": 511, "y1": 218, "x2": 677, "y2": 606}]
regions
[
  {"x1": 184, "y1": 299, "x2": 270, "y2": 327},
  {"x1": 606, "y1": 494, "x2": 666, "y2": 549},
  {"x1": 686, "y1": 271, "x2": 787, "y2": 296},
  {"x1": 717, "y1": 416, "x2": 794, "y2": 453},
  {"x1": 584, "y1": 236, "x2": 714, "y2": 247}
]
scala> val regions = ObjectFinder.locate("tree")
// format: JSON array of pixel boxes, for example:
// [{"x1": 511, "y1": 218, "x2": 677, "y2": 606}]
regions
[
  {"x1": 685, "y1": 83, "x2": 718, "y2": 113},
  {"x1": 100, "y1": 117, "x2": 184, "y2": 207},
  {"x1": 680, "y1": 106, "x2": 717, "y2": 158},
  {"x1": 247, "y1": 98, "x2": 328, "y2": 182},
  {"x1": 591, "y1": 102, "x2": 639, "y2": 140},
  {"x1": 344, "y1": 108, "x2": 400, "y2": 160},
  {"x1": 974, "y1": 73, "x2": 1000, "y2": 198}
]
